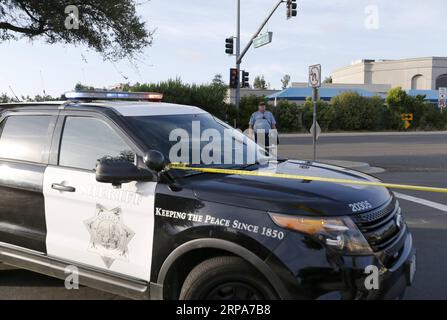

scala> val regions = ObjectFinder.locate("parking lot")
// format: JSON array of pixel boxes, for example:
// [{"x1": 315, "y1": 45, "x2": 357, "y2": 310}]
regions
[{"x1": 1, "y1": 131, "x2": 446, "y2": 299}]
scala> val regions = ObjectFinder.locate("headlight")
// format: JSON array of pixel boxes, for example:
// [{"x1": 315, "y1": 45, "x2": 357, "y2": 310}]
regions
[{"x1": 269, "y1": 214, "x2": 373, "y2": 255}]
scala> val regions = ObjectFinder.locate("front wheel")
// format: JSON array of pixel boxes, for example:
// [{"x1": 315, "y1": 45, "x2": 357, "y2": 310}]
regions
[{"x1": 179, "y1": 256, "x2": 278, "y2": 300}]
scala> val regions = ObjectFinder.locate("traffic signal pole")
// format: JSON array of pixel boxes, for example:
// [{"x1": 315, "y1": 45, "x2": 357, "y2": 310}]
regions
[
  {"x1": 235, "y1": 0, "x2": 241, "y2": 111},
  {"x1": 234, "y1": 0, "x2": 286, "y2": 110}
]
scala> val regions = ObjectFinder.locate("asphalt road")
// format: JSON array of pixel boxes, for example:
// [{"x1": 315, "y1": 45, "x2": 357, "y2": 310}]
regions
[
  {"x1": 279, "y1": 131, "x2": 447, "y2": 299},
  {"x1": 0, "y1": 131, "x2": 446, "y2": 300},
  {"x1": 279, "y1": 131, "x2": 447, "y2": 171}
]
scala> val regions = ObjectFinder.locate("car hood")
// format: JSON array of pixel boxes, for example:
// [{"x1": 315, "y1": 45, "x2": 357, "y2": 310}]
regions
[{"x1": 180, "y1": 160, "x2": 392, "y2": 217}]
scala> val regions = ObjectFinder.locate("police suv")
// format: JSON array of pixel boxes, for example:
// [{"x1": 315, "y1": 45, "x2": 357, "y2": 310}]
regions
[{"x1": 0, "y1": 91, "x2": 415, "y2": 300}]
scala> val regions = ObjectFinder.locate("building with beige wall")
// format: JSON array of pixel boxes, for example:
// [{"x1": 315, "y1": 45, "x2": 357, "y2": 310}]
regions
[{"x1": 331, "y1": 57, "x2": 447, "y2": 90}]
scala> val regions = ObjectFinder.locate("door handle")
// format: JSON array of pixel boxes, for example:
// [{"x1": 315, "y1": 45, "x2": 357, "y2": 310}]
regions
[{"x1": 51, "y1": 183, "x2": 76, "y2": 193}]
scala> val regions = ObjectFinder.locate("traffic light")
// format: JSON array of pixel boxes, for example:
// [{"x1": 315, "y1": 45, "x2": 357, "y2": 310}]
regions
[
  {"x1": 225, "y1": 37, "x2": 234, "y2": 55},
  {"x1": 241, "y1": 71, "x2": 250, "y2": 88},
  {"x1": 229, "y1": 68, "x2": 239, "y2": 89},
  {"x1": 287, "y1": 0, "x2": 297, "y2": 19}
]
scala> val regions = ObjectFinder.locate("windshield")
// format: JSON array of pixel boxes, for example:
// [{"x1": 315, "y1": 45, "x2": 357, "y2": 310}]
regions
[{"x1": 127, "y1": 113, "x2": 272, "y2": 169}]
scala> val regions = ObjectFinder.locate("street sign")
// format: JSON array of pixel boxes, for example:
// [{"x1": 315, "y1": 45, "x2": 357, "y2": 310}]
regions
[
  {"x1": 309, "y1": 64, "x2": 322, "y2": 88},
  {"x1": 310, "y1": 121, "x2": 322, "y2": 140},
  {"x1": 439, "y1": 87, "x2": 447, "y2": 111},
  {"x1": 401, "y1": 113, "x2": 414, "y2": 129},
  {"x1": 253, "y1": 32, "x2": 273, "y2": 48}
]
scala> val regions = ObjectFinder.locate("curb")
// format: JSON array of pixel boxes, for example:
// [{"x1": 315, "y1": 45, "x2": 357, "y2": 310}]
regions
[{"x1": 280, "y1": 131, "x2": 447, "y2": 138}]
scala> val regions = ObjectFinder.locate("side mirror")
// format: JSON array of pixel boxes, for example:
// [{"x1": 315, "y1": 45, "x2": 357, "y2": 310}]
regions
[
  {"x1": 96, "y1": 158, "x2": 154, "y2": 186},
  {"x1": 144, "y1": 150, "x2": 166, "y2": 172}
]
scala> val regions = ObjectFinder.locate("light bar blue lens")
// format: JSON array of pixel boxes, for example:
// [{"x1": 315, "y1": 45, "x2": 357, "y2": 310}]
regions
[{"x1": 65, "y1": 91, "x2": 163, "y2": 101}]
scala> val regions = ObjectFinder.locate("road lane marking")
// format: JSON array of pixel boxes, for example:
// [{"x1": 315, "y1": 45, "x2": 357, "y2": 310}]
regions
[
  {"x1": 395, "y1": 193, "x2": 447, "y2": 213},
  {"x1": 405, "y1": 219, "x2": 430, "y2": 225}
]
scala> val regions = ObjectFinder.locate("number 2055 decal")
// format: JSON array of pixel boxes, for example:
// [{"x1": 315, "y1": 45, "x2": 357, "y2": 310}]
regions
[{"x1": 349, "y1": 201, "x2": 373, "y2": 212}]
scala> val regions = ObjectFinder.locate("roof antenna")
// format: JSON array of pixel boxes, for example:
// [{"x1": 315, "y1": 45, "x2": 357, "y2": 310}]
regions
[
  {"x1": 8, "y1": 85, "x2": 20, "y2": 102},
  {"x1": 40, "y1": 70, "x2": 46, "y2": 96}
]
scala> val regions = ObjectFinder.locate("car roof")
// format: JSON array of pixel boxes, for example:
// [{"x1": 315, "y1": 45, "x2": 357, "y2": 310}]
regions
[
  {"x1": 82, "y1": 101, "x2": 207, "y2": 116},
  {"x1": 0, "y1": 101, "x2": 207, "y2": 117}
]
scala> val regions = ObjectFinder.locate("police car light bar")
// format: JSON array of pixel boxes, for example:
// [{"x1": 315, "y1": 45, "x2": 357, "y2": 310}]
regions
[{"x1": 65, "y1": 91, "x2": 164, "y2": 102}]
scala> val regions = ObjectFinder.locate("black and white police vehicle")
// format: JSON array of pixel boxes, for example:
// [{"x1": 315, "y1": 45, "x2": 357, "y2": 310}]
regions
[{"x1": 0, "y1": 91, "x2": 415, "y2": 300}]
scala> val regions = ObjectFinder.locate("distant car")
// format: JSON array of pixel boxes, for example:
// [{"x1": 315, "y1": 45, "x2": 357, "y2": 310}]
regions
[{"x1": 0, "y1": 91, "x2": 415, "y2": 300}]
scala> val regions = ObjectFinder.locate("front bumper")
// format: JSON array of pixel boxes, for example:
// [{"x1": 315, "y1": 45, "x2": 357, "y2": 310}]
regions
[
  {"x1": 267, "y1": 229, "x2": 416, "y2": 300},
  {"x1": 362, "y1": 233, "x2": 415, "y2": 300}
]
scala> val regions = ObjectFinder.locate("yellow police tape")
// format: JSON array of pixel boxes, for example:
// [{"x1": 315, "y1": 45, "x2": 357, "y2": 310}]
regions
[{"x1": 167, "y1": 163, "x2": 447, "y2": 194}]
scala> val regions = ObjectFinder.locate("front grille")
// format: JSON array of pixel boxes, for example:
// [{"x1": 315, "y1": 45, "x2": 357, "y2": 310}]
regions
[{"x1": 352, "y1": 198, "x2": 403, "y2": 252}]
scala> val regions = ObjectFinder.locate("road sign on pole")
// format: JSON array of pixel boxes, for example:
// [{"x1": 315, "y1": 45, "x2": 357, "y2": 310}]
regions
[
  {"x1": 309, "y1": 64, "x2": 322, "y2": 88},
  {"x1": 439, "y1": 87, "x2": 446, "y2": 112},
  {"x1": 401, "y1": 113, "x2": 414, "y2": 130},
  {"x1": 253, "y1": 32, "x2": 273, "y2": 48},
  {"x1": 309, "y1": 64, "x2": 322, "y2": 162},
  {"x1": 310, "y1": 122, "x2": 322, "y2": 140}
]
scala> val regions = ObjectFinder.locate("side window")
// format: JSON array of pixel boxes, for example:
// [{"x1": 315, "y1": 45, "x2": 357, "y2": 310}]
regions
[
  {"x1": 0, "y1": 117, "x2": 5, "y2": 136},
  {"x1": 0, "y1": 116, "x2": 54, "y2": 163},
  {"x1": 59, "y1": 117, "x2": 135, "y2": 171}
]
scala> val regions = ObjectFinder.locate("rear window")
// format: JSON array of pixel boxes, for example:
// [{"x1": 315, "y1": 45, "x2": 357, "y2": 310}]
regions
[{"x1": 0, "y1": 115, "x2": 55, "y2": 163}]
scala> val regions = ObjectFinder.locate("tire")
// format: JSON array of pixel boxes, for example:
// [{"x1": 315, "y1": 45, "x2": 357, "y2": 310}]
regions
[{"x1": 179, "y1": 256, "x2": 278, "y2": 300}]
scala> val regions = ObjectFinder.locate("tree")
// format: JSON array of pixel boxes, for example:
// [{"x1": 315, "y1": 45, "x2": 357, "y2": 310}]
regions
[
  {"x1": 386, "y1": 87, "x2": 408, "y2": 107},
  {"x1": 129, "y1": 78, "x2": 229, "y2": 120},
  {"x1": 74, "y1": 83, "x2": 95, "y2": 91},
  {"x1": 212, "y1": 74, "x2": 225, "y2": 87},
  {"x1": 0, "y1": 93, "x2": 11, "y2": 103},
  {"x1": 281, "y1": 74, "x2": 291, "y2": 89},
  {"x1": 323, "y1": 76, "x2": 332, "y2": 84},
  {"x1": 0, "y1": 0, "x2": 153, "y2": 60},
  {"x1": 253, "y1": 75, "x2": 267, "y2": 90}
]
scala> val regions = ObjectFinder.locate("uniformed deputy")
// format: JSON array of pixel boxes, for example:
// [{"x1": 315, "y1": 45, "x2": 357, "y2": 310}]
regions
[{"x1": 248, "y1": 102, "x2": 277, "y2": 153}]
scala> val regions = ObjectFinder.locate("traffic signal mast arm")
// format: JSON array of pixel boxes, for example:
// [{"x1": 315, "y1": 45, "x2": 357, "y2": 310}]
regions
[
  {"x1": 231, "y1": 0, "x2": 296, "y2": 110},
  {"x1": 237, "y1": 0, "x2": 286, "y2": 65}
]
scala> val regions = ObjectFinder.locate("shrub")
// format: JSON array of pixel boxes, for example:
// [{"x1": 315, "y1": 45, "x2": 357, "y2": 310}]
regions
[
  {"x1": 238, "y1": 97, "x2": 304, "y2": 132},
  {"x1": 303, "y1": 98, "x2": 335, "y2": 131},
  {"x1": 385, "y1": 87, "x2": 446, "y2": 130},
  {"x1": 330, "y1": 92, "x2": 384, "y2": 131},
  {"x1": 418, "y1": 104, "x2": 447, "y2": 130},
  {"x1": 272, "y1": 100, "x2": 303, "y2": 132}
]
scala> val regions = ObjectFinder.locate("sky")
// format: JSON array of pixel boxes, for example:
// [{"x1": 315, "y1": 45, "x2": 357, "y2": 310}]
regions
[{"x1": 0, "y1": 0, "x2": 446, "y2": 97}]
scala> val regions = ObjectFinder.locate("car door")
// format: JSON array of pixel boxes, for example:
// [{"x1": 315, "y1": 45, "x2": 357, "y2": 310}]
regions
[
  {"x1": 43, "y1": 112, "x2": 156, "y2": 281},
  {"x1": 0, "y1": 112, "x2": 57, "y2": 253}
]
